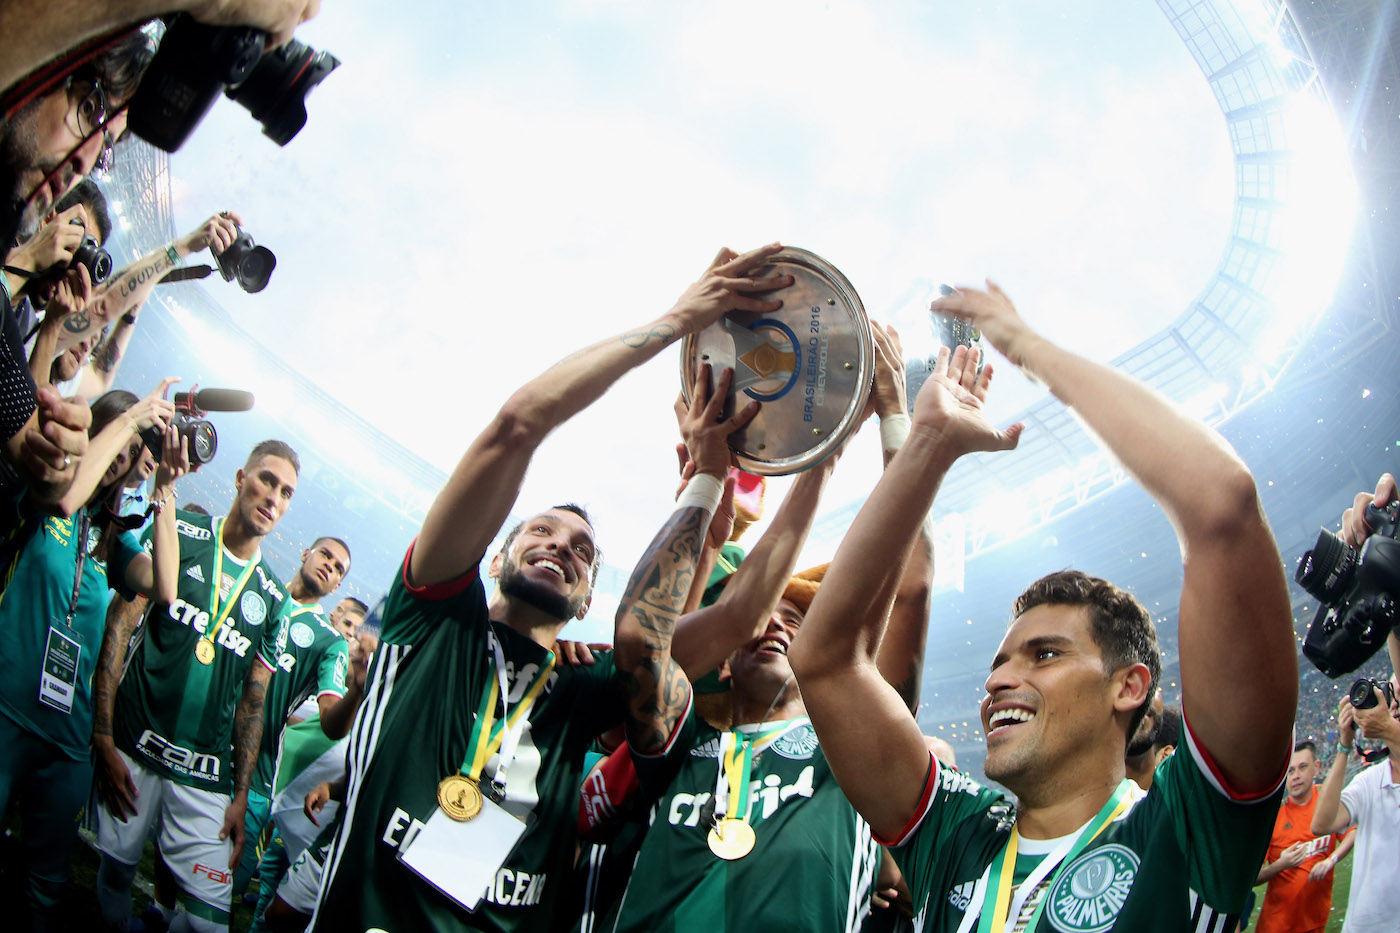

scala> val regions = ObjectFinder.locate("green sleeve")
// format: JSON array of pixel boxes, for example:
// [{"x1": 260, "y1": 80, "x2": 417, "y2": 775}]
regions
[
  {"x1": 378, "y1": 541, "x2": 486, "y2": 647},
  {"x1": 258, "y1": 598, "x2": 292, "y2": 670},
  {"x1": 109, "y1": 529, "x2": 144, "y2": 601},
  {"x1": 1154, "y1": 727, "x2": 1285, "y2": 912},
  {"x1": 317, "y1": 636, "x2": 349, "y2": 699},
  {"x1": 888, "y1": 755, "x2": 1008, "y2": 895},
  {"x1": 629, "y1": 705, "x2": 703, "y2": 803}
]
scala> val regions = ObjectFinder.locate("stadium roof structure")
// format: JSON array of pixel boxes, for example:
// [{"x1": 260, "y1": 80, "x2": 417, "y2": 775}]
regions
[{"x1": 810, "y1": 0, "x2": 1360, "y2": 568}]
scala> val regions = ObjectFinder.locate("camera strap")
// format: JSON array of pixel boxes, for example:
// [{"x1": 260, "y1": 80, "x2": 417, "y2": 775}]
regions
[
  {"x1": 157, "y1": 265, "x2": 214, "y2": 285},
  {"x1": 1, "y1": 26, "x2": 144, "y2": 120}
]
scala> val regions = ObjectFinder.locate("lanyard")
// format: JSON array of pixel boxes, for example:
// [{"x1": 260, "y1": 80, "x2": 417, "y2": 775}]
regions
[
  {"x1": 968, "y1": 779, "x2": 1136, "y2": 933},
  {"x1": 61, "y1": 510, "x2": 92, "y2": 629},
  {"x1": 713, "y1": 718, "x2": 809, "y2": 822},
  {"x1": 456, "y1": 631, "x2": 556, "y2": 796},
  {"x1": 202, "y1": 517, "x2": 260, "y2": 649}
]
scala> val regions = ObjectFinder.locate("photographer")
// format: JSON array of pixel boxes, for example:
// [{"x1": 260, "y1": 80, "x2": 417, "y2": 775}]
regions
[
  {"x1": 53, "y1": 209, "x2": 245, "y2": 360},
  {"x1": 1310, "y1": 684, "x2": 1400, "y2": 933},
  {"x1": 0, "y1": 381, "x2": 189, "y2": 932},
  {"x1": 1339, "y1": 472, "x2": 1400, "y2": 677},
  {"x1": 0, "y1": 1, "x2": 320, "y2": 98}
]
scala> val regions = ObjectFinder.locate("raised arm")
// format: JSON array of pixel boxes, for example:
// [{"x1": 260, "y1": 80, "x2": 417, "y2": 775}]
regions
[
  {"x1": 58, "y1": 212, "x2": 243, "y2": 353},
  {"x1": 1311, "y1": 699, "x2": 1355, "y2": 835},
  {"x1": 613, "y1": 366, "x2": 755, "y2": 753},
  {"x1": 53, "y1": 377, "x2": 173, "y2": 516},
  {"x1": 120, "y1": 424, "x2": 189, "y2": 604},
  {"x1": 672, "y1": 460, "x2": 833, "y2": 677},
  {"x1": 933, "y1": 283, "x2": 1295, "y2": 794},
  {"x1": 790, "y1": 344, "x2": 1022, "y2": 839},
  {"x1": 0, "y1": 0, "x2": 318, "y2": 120},
  {"x1": 411, "y1": 243, "x2": 790, "y2": 587}
]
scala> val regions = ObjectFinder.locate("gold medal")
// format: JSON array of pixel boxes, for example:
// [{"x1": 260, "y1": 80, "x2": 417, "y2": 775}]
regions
[
  {"x1": 707, "y1": 818, "x2": 756, "y2": 860},
  {"x1": 437, "y1": 774, "x2": 483, "y2": 821},
  {"x1": 194, "y1": 639, "x2": 216, "y2": 665}
]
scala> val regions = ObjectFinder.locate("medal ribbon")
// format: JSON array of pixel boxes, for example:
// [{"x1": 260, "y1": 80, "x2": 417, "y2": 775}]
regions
[
  {"x1": 972, "y1": 779, "x2": 1136, "y2": 933},
  {"x1": 457, "y1": 632, "x2": 556, "y2": 791},
  {"x1": 201, "y1": 517, "x2": 260, "y2": 654},
  {"x1": 715, "y1": 718, "x2": 809, "y2": 823}
]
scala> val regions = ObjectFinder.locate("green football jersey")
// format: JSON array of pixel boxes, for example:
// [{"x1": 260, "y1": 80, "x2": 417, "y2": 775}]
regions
[
  {"x1": 887, "y1": 725, "x2": 1283, "y2": 933},
  {"x1": 310, "y1": 553, "x2": 627, "y2": 933},
  {"x1": 114, "y1": 511, "x2": 292, "y2": 793},
  {"x1": 253, "y1": 602, "x2": 349, "y2": 796},
  {"x1": 0, "y1": 507, "x2": 140, "y2": 759},
  {"x1": 612, "y1": 711, "x2": 881, "y2": 933}
]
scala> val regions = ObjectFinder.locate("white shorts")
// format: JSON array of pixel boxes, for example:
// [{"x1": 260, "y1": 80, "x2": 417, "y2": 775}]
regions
[
  {"x1": 93, "y1": 748, "x2": 236, "y2": 913},
  {"x1": 276, "y1": 841, "x2": 327, "y2": 916}
]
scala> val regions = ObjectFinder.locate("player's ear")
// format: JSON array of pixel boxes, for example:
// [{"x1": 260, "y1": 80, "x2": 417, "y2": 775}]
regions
[
  {"x1": 575, "y1": 593, "x2": 592, "y2": 621},
  {"x1": 487, "y1": 551, "x2": 503, "y2": 580}
]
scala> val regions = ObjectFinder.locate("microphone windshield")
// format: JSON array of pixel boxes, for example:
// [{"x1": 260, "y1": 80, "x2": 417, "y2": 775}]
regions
[{"x1": 175, "y1": 388, "x2": 255, "y2": 413}]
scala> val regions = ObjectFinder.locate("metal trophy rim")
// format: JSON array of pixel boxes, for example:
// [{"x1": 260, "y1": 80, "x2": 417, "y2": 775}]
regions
[{"x1": 679, "y1": 247, "x2": 873, "y2": 475}]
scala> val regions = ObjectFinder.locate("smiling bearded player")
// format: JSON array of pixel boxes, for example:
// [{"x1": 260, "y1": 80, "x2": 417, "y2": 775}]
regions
[{"x1": 790, "y1": 281, "x2": 1297, "y2": 933}]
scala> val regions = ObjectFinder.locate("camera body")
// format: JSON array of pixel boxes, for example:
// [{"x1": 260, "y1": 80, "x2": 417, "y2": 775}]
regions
[
  {"x1": 69, "y1": 218, "x2": 111, "y2": 284},
  {"x1": 214, "y1": 226, "x2": 275, "y2": 293},
  {"x1": 127, "y1": 15, "x2": 340, "y2": 153},
  {"x1": 141, "y1": 413, "x2": 218, "y2": 468},
  {"x1": 1298, "y1": 499, "x2": 1400, "y2": 677},
  {"x1": 1350, "y1": 677, "x2": 1397, "y2": 710}
]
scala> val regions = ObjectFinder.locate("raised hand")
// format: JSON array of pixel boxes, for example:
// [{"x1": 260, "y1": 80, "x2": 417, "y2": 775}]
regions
[
  {"x1": 667, "y1": 243, "x2": 793, "y2": 337},
  {"x1": 679, "y1": 364, "x2": 758, "y2": 480},
  {"x1": 929, "y1": 281, "x2": 1038, "y2": 368},
  {"x1": 177, "y1": 211, "x2": 244, "y2": 257},
  {"x1": 868, "y1": 322, "x2": 908, "y2": 420},
  {"x1": 911, "y1": 344, "x2": 1023, "y2": 458},
  {"x1": 1341, "y1": 473, "x2": 1397, "y2": 547}
]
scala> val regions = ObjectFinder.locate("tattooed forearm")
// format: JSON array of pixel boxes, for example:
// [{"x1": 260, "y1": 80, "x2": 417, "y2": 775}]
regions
[
  {"x1": 116, "y1": 253, "x2": 173, "y2": 301},
  {"x1": 92, "y1": 334, "x2": 121, "y2": 373},
  {"x1": 92, "y1": 596, "x2": 147, "y2": 737},
  {"x1": 231, "y1": 665, "x2": 270, "y2": 793},
  {"x1": 620, "y1": 322, "x2": 676, "y2": 349},
  {"x1": 62, "y1": 309, "x2": 90, "y2": 333},
  {"x1": 616, "y1": 505, "x2": 708, "y2": 753}
]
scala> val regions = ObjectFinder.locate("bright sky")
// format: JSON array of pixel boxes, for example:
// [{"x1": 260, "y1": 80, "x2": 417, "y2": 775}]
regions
[{"x1": 164, "y1": 0, "x2": 1233, "y2": 579}]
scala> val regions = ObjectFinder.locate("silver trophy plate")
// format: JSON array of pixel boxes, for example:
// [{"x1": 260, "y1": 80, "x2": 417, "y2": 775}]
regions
[{"x1": 680, "y1": 247, "x2": 873, "y2": 475}]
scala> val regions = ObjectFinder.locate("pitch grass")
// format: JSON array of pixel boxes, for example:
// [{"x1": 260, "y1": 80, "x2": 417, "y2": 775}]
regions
[
  {"x1": 1245, "y1": 853, "x2": 1353, "y2": 933},
  {"x1": 1, "y1": 816, "x2": 258, "y2": 931}
]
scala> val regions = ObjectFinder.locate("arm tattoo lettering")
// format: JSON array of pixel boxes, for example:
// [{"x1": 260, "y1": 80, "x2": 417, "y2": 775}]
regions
[
  {"x1": 117, "y1": 253, "x2": 170, "y2": 301},
  {"x1": 620, "y1": 323, "x2": 676, "y2": 349},
  {"x1": 231, "y1": 666, "x2": 270, "y2": 793},
  {"x1": 92, "y1": 596, "x2": 148, "y2": 737},
  {"x1": 617, "y1": 505, "x2": 706, "y2": 753}
]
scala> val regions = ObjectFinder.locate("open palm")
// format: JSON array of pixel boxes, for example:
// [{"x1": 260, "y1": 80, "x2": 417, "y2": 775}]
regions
[{"x1": 912, "y1": 345, "x2": 1023, "y2": 456}]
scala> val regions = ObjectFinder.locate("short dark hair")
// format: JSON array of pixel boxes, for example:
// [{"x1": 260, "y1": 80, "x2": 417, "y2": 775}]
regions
[
  {"x1": 73, "y1": 28, "x2": 155, "y2": 104},
  {"x1": 312, "y1": 536, "x2": 351, "y2": 573},
  {"x1": 339, "y1": 596, "x2": 368, "y2": 616},
  {"x1": 1294, "y1": 739, "x2": 1318, "y2": 758},
  {"x1": 1155, "y1": 703, "x2": 1181, "y2": 751},
  {"x1": 246, "y1": 439, "x2": 300, "y2": 475},
  {"x1": 500, "y1": 503, "x2": 601, "y2": 584},
  {"x1": 184, "y1": 502, "x2": 210, "y2": 515},
  {"x1": 53, "y1": 178, "x2": 110, "y2": 243},
  {"x1": 1012, "y1": 570, "x2": 1161, "y2": 742}
]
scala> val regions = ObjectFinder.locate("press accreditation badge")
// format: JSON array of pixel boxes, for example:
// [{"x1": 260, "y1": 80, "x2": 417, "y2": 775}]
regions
[
  {"x1": 38, "y1": 626, "x2": 82, "y2": 714},
  {"x1": 398, "y1": 795, "x2": 527, "y2": 912}
]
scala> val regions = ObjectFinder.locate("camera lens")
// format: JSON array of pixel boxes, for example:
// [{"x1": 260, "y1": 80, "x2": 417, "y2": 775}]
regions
[
  {"x1": 224, "y1": 39, "x2": 340, "y2": 147},
  {"x1": 72, "y1": 234, "x2": 112, "y2": 285},
  {"x1": 1296, "y1": 529, "x2": 1360, "y2": 604},
  {"x1": 1351, "y1": 678, "x2": 1381, "y2": 709},
  {"x1": 181, "y1": 420, "x2": 218, "y2": 465},
  {"x1": 236, "y1": 245, "x2": 276, "y2": 293}
]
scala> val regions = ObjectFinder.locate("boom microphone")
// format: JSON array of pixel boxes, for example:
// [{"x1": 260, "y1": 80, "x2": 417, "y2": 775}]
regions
[{"x1": 174, "y1": 387, "x2": 254, "y2": 414}]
